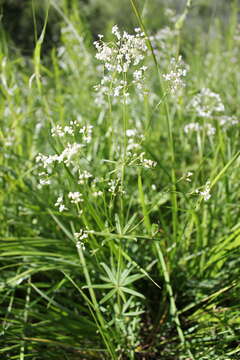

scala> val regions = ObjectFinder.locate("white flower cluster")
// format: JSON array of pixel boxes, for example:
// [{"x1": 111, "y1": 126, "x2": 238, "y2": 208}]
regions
[
  {"x1": 196, "y1": 181, "x2": 211, "y2": 201},
  {"x1": 54, "y1": 192, "x2": 84, "y2": 212},
  {"x1": 124, "y1": 129, "x2": 157, "y2": 169},
  {"x1": 74, "y1": 230, "x2": 88, "y2": 250},
  {"x1": 92, "y1": 191, "x2": 103, "y2": 197},
  {"x1": 185, "y1": 172, "x2": 193, "y2": 182},
  {"x1": 68, "y1": 191, "x2": 83, "y2": 204},
  {"x1": 126, "y1": 128, "x2": 143, "y2": 153},
  {"x1": 55, "y1": 195, "x2": 68, "y2": 212},
  {"x1": 108, "y1": 179, "x2": 117, "y2": 194},
  {"x1": 184, "y1": 122, "x2": 216, "y2": 136},
  {"x1": 74, "y1": 230, "x2": 88, "y2": 240},
  {"x1": 78, "y1": 170, "x2": 92, "y2": 184},
  {"x1": 36, "y1": 118, "x2": 94, "y2": 190},
  {"x1": 4, "y1": 135, "x2": 15, "y2": 147},
  {"x1": 79, "y1": 125, "x2": 93, "y2": 143},
  {"x1": 184, "y1": 89, "x2": 239, "y2": 137},
  {"x1": 132, "y1": 65, "x2": 148, "y2": 92},
  {"x1": 163, "y1": 56, "x2": 188, "y2": 94},
  {"x1": 88, "y1": 177, "x2": 105, "y2": 199},
  {"x1": 39, "y1": 176, "x2": 51, "y2": 187},
  {"x1": 51, "y1": 124, "x2": 74, "y2": 137},
  {"x1": 189, "y1": 88, "x2": 225, "y2": 118},
  {"x1": 95, "y1": 26, "x2": 147, "y2": 71},
  {"x1": 36, "y1": 143, "x2": 83, "y2": 171},
  {"x1": 36, "y1": 154, "x2": 59, "y2": 170},
  {"x1": 127, "y1": 152, "x2": 157, "y2": 169},
  {"x1": 108, "y1": 179, "x2": 125, "y2": 196},
  {"x1": 218, "y1": 115, "x2": 238, "y2": 128},
  {"x1": 51, "y1": 122, "x2": 93, "y2": 143},
  {"x1": 58, "y1": 143, "x2": 83, "y2": 165},
  {"x1": 41, "y1": 143, "x2": 82, "y2": 169},
  {"x1": 139, "y1": 152, "x2": 157, "y2": 169},
  {"x1": 94, "y1": 25, "x2": 148, "y2": 105}
]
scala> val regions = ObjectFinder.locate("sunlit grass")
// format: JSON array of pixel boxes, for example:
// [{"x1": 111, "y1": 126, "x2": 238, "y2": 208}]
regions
[{"x1": 0, "y1": 1, "x2": 240, "y2": 359}]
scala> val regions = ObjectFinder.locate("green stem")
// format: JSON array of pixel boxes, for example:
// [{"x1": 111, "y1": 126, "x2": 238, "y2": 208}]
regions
[
  {"x1": 129, "y1": 0, "x2": 178, "y2": 244},
  {"x1": 155, "y1": 242, "x2": 194, "y2": 358},
  {"x1": 138, "y1": 168, "x2": 151, "y2": 232},
  {"x1": 77, "y1": 247, "x2": 117, "y2": 359}
]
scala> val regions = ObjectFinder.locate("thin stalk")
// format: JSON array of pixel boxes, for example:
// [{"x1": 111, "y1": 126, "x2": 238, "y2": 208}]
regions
[
  {"x1": 31, "y1": 0, "x2": 38, "y2": 44},
  {"x1": 155, "y1": 242, "x2": 194, "y2": 359},
  {"x1": 33, "y1": 1, "x2": 50, "y2": 93},
  {"x1": 120, "y1": 74, "x2": 128, "y2": 215},
  {"x1": 129, "y1": 0, "x2": 178, "y2": 243},
  {"x1": 175, "y1": 0, "x2": 193, "y2": 31},
  {"x1": 138, "y1": 168, "x2": 151, "y2": 232},
  {"x1": 77, "y1": 247, "x2": 116, "y2": 359},
  {"x1": 20, "y1": 278, "x2": 31, "y2": 360},
  {"x1": 107, "y1": 93, "x2": 114, "y2": 159}
]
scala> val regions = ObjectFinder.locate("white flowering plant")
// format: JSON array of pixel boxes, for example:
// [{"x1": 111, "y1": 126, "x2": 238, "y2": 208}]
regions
[{"x1": 1, "y1": 3, "x2": 240, "y2": 360}]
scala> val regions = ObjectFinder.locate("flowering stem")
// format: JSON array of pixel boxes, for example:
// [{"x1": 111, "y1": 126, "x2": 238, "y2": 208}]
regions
[
  {"x1": 107, "y1": 92, "x2": 114, "y2": 159},
  {"x1": 121, "y1": 76, "x2": 128, "y2": 215},
  {"x1": 129, "y1": 0, "x2": 179, "y2": 245}
]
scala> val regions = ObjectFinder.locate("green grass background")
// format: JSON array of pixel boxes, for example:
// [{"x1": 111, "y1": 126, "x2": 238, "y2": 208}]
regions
[{"x1": 0, "y1": 0, "x2": 240, "y2": 359}]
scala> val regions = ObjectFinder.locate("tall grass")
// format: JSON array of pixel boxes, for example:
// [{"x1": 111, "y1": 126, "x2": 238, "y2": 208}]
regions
[{"x1": 0, "y1": 0, "x2": 240, "y2": 359}]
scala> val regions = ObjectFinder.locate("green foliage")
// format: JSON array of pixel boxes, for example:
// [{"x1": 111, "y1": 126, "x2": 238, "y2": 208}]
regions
[{"x1": 0, "y1": 0, "x2": 240, "y2": 359}]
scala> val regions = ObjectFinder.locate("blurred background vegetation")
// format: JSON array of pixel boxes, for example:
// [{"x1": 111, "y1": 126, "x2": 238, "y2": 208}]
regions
[{"x1": 0, "y1": 0, "x2": 239, "y2": 56}]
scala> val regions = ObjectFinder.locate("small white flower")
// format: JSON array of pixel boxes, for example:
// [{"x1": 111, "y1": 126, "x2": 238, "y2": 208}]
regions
[
  {"x1": 79, "y1": 125, "x2": 93, "y2": 143},
  {"x1": 58, "y1": 204, "x2": 65, "y2": 212},
  {"x1": 76, "y1": 241, "x2": 85, "y2": 250},
  {"x1": 189, "y1": 88, "x2": 225, "y2": 118},
  {"x1": 74, "y1": 230, "x2": 88, "y2": 250},
  {"x1": 63, "y1": 126, "x2": 74, "y2": 135},
  {"x1": 126, "y1": 129, "x2": 137, "y2": 137},
  {"x1": 5, "y1": 136, "x2": 15, "y2": 147},
  {"x1": 78, "y1": 170, "x2": 92, "y2": 184},
  {"x1": 185, "y1": 172, "x2": 193, "y2": 182},
  {"x1": 39, "y1": 178, "x2": 51, "y2": 186},
  {"x1": 51, "y1": 125, "x2": 65, "y2": 137},
  {"x1": 68, "y1": 192, "x2": 83, "y2": 204},
  {"x1": 74, "y1": 230, "x2": 88, "y2": 240},
  {"x1": 94, "y1": 24, "x2": 148, "y2": 104},
  {"x1": 55, "y1": 195, "x2": 68, "y2": 212},
  {"x1": 184, "y1": 122, "x2": 216, "y2": 136},
  {"x1": 163, "y1": 56, "x2": 188, "y2": 93},
  {"x1": 204, "y1": 123, "x2": 216, "y2": 136},
  {"x1": 142, "y1": 159, "x2": 157, "y2": 168},
  {"x1": 36, "y1": 153, "x2": 59, "y2": 169},
  {"x1": 108, "y1": 179, "x2": 117, "y2": 193},
  {"x1": 57, "y1": 143, "x2": 83, "y2": 164},
  {"x1": 218, "y1": 115, "x2": 238, "y2": 127},
  {"x1": 92, "y1": 191, "x2": 103, "y2": 197},
  {"x1": 196, "y1": 181, "x2": 211, "y2": 201},
  {"x1": 112, "y1": 25, "x2": 121, "y2": 40},
  {"x1": 139, "y1": 152, "x2": 157, "y2": 168},
  {"x1": 184, "y1": 123, "x2": 201, "y2": 134}
]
